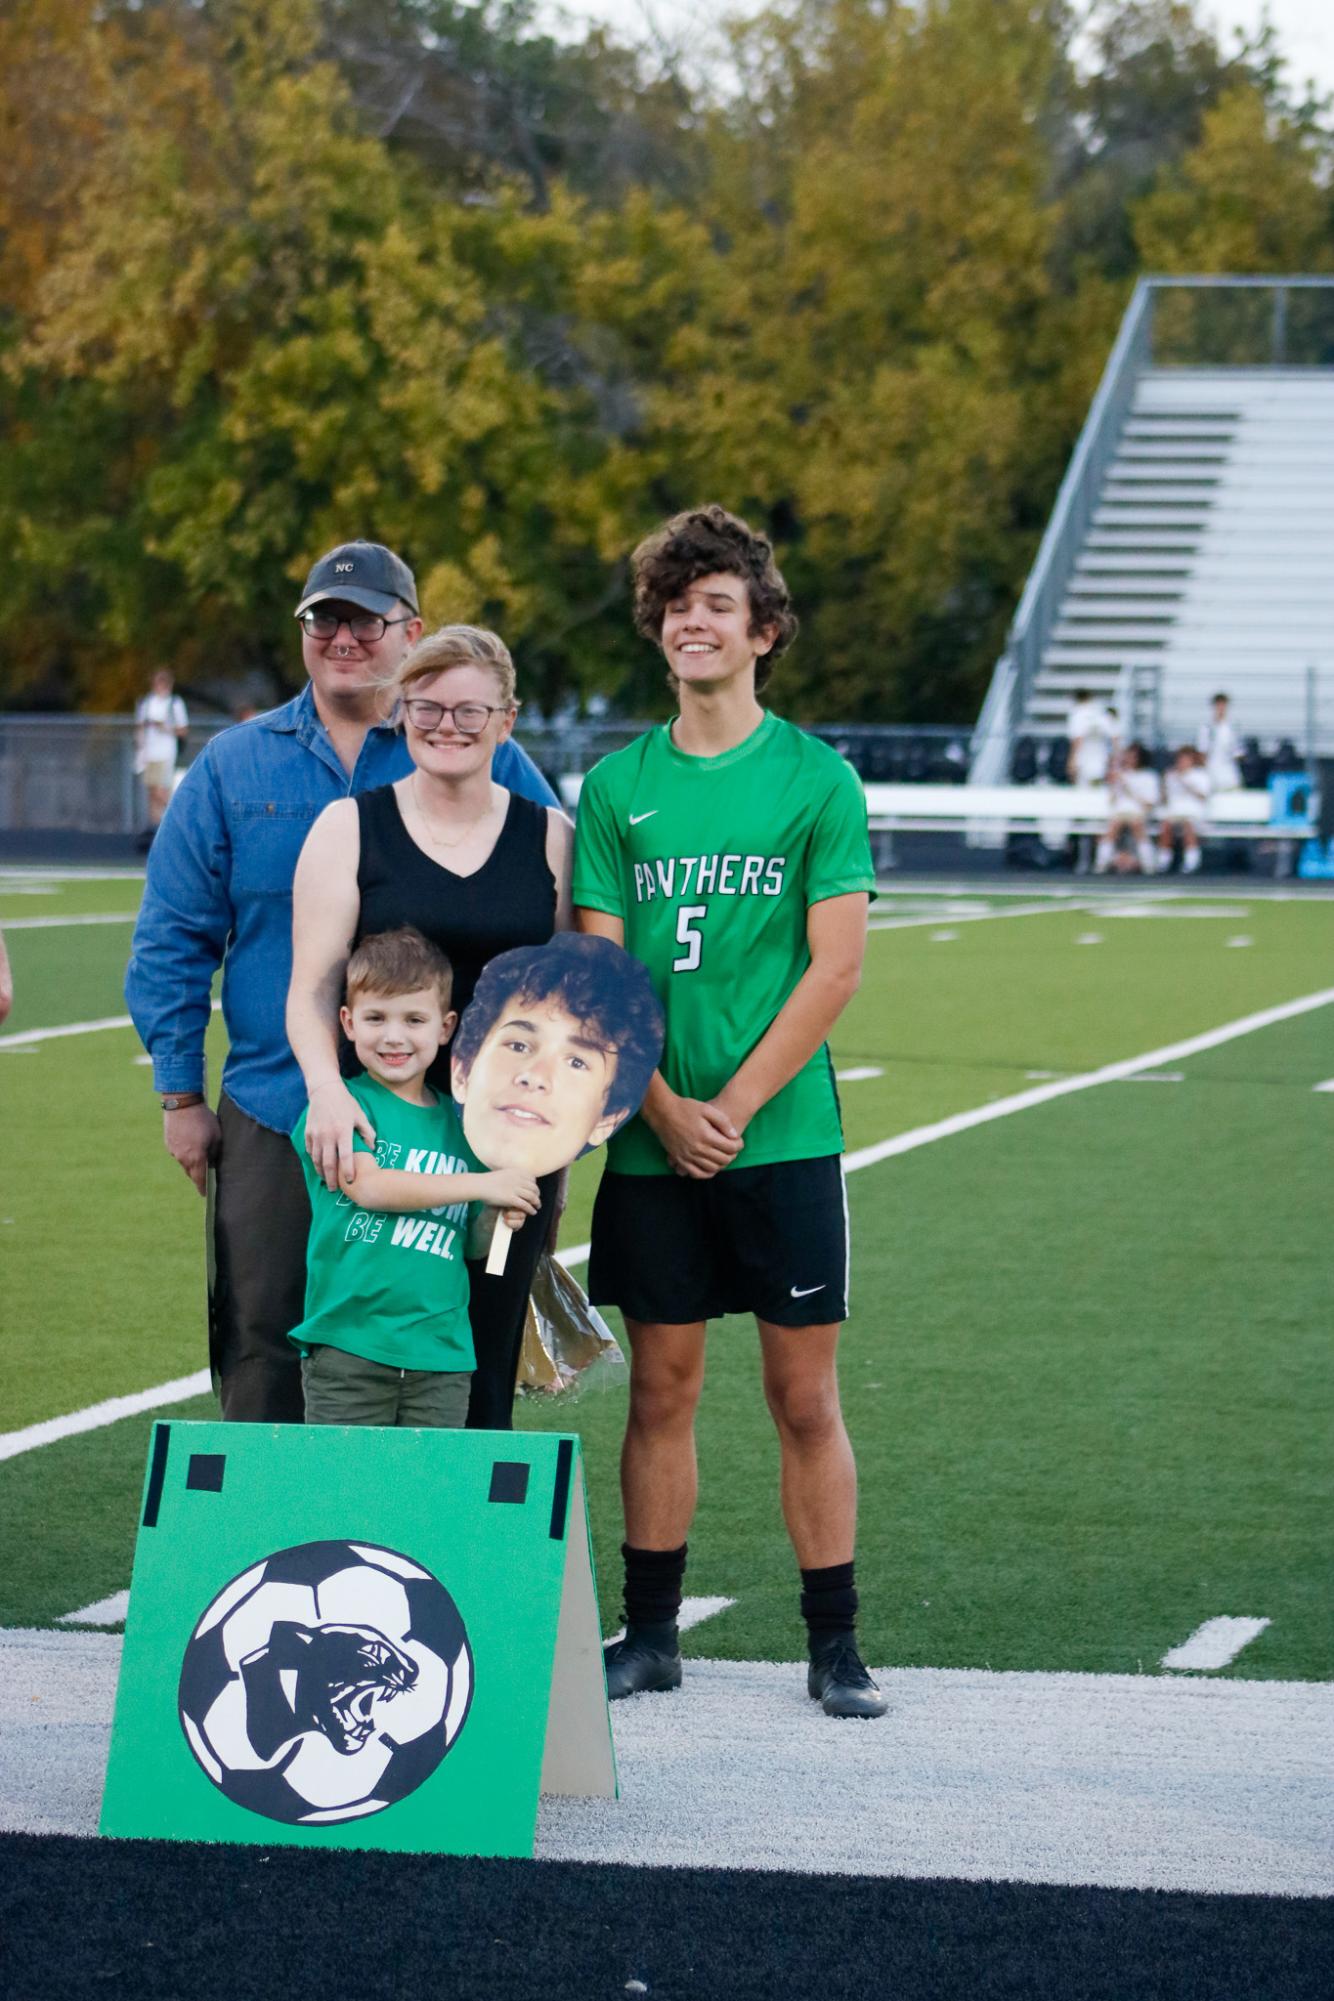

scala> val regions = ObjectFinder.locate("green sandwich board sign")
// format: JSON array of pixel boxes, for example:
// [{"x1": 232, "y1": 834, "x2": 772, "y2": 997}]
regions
[{"x1": 100, "y1": 1421, "x2": 615, "y2": 1855}]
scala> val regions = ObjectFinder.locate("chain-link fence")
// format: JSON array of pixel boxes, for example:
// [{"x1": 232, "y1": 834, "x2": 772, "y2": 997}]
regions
[{"x1": 0, "y1": 714, "x2": 986, "y2": 833}]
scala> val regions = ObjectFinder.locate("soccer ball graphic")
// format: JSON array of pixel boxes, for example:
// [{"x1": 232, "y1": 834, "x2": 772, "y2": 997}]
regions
[{"x1": 178, "y1": 1540, "x2": 472, "y2": 1825}]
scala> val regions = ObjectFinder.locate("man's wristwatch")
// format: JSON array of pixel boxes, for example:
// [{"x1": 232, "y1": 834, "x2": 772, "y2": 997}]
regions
[{"x1": 161, "y1": 1093, "x2": 205, "y2": 1112}]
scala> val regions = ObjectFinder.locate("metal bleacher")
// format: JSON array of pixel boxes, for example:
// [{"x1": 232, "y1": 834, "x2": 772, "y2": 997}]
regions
[{"x1": 972, "y1": 278, "x2": 1334, "y2": 783}]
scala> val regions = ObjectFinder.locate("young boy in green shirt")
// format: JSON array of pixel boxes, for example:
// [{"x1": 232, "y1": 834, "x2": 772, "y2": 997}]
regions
[{"x1": 289, "y1": 927, "x2": 539, "y2": 1427}]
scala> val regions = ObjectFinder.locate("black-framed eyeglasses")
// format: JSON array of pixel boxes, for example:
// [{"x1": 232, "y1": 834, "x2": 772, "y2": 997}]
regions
[
  {"x1": 299, "y1": 609, "x2": 413, "y2": 644},
  {"x1": 402, "y1": 697, "x2": 508, "y2": 736}
]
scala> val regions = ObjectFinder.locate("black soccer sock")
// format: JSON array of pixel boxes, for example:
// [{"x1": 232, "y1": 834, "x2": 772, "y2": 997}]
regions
[
  {"x1": 622, "y1": 1541, "x2": 687, "y2": 1635},
  {"x1": 800, "y1": 1561, "x2": 858, "y2": 1648}
]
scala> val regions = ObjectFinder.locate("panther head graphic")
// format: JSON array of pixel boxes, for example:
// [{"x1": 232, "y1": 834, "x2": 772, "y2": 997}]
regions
[{"x1": 239, "y1": 1620, "x2": 420, "y2": 1760}]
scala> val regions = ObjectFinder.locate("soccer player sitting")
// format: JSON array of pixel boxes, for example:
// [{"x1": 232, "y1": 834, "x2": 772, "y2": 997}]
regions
[
  {"x1": 289, "y1": 927, "x2": 539, "y2": 1427},
  {"x1": 1095, "y1": 742, "x2": 1161, "y2": 876},
  {"x1": 1158, "y1": 747, "x2": 1210, "y2": 876},
  {"x1": 572, "y1": 503, "x2": 887, "y2": 1719}
]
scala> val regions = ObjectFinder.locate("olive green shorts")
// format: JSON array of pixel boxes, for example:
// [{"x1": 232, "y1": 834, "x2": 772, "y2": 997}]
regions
[{"x1": 301, "y1": 1343, "x2": 472, "y2": 1429}]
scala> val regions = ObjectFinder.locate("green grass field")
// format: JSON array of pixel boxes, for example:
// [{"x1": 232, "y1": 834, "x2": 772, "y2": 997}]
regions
[{"x1": 2, "y1": 871, "x2": 1331, "y2": 1682}]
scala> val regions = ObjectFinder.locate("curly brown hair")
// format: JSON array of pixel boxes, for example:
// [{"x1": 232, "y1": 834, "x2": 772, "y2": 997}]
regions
[{"x1": 631, "y1": 505, "x2": 798, "y2": 694}]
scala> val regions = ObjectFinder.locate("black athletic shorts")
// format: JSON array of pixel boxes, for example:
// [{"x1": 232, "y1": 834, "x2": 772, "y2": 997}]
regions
[{"x1": 587, "y1": 1155, "x2": 849, "y2": 1328}]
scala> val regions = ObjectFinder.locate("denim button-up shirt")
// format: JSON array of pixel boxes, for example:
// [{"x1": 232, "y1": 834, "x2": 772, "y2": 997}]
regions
[{"x1": 125, "y1": 684, "x2": 558, "y2": 1133}]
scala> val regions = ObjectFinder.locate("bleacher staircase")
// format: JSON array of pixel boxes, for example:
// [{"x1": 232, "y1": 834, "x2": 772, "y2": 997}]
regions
[{"x1": 974, "y1": 279, "x2": 1334, "y2": 776}]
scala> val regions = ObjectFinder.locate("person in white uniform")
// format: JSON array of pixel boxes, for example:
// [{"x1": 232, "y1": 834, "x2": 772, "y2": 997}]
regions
[
  {"x1": 1197, "y1": 692, "x2": 1242, "y2": 793},
  {"x1": 134, "y1": 669, "x2": 189, "y2": 832},
  {"x1": 1066, "y1": 689, "x2": 1117, "y2": 786}
]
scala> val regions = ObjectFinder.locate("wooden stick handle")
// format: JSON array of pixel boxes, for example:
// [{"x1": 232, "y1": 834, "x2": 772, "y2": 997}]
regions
[{"x1": 485, "y1": 1216, "x2": 513, "y2": 1277}]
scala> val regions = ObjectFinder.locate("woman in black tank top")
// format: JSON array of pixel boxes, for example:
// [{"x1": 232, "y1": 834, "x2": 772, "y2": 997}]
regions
[
  {"x1": 355, "y1": 784, "x2": 556, "y2": 1072},
  {"x1": 289, "y1": 625, "x2": 573, "y2": 1430}
]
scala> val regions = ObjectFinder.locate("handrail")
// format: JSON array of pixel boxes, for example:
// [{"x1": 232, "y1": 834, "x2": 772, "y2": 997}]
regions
[{"x1": 970, "y1": 275, "x2": 1334, "y2": 784}]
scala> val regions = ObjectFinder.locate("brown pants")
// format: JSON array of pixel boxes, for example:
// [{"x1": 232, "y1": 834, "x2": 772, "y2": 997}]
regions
[{"x1": 208, "y1": 1094, "x2": 308, "y2": 1423}]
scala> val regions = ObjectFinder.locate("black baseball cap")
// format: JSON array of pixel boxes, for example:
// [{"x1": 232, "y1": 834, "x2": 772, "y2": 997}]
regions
[{"x1": 294, "y1": 541, "x2": 419, "y2": 619}]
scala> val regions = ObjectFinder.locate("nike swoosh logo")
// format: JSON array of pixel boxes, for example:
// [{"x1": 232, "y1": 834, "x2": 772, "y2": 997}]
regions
[
  {"x1": 629, "y1": 810, "x2": 658, "y2": 825},
  {"x1": 790, "y1": 1284, "x2": 826, "y2": 1298}
]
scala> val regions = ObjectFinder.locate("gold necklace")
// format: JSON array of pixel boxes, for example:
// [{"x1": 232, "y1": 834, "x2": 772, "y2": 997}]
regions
[{"x1": 410, "y1": 774, "x2": 496, "y2": 850}]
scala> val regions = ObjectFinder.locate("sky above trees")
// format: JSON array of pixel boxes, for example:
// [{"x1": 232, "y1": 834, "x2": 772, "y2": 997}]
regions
[
  {"x1": 2, "y1": 0, "x2": 1330, "y2": 724},
  {"x1": 542, "y1": 0, "x2": 1334, "y2": 98}
]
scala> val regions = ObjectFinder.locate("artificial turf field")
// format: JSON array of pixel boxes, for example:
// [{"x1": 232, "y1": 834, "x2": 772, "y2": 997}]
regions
[
  {"x1": 2, "y1": 868, "x2": 1330, "y2": 1683},
  {"x1": 3, "y1": 867, "x2": 1333, "y2": 1996}
]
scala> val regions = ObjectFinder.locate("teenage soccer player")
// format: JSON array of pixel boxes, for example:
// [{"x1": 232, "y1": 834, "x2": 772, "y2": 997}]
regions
[{"x1": 572, "y1": 504, "x2": 885, "y2": 1719}]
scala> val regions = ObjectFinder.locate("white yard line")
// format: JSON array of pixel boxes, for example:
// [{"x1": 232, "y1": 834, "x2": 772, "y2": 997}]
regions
[
  {"x1": 868, "y1": 901, "x2": 1070, "y2": 933},
  {"x1": 58, "y1": 1591, "x2": 130, "y2": 1629},
  {"x1": 0, "y1": 912, "x2": 137, "y2": 931},
  {"x1": 606, "y1": 1597, "x2": 736, "y2": 1648},
  {"x1": 0, "y1": 1372, "x2": 213, "y2": 1464},
  {"x1": 6, "y1": 987, "x2": 1330, "y2": 1462},
  {"x1": 1315, "y1": 1079, "x2": 1334, "y2": 1094},
  {"x1": 0, "y1": 868, "x2": 145, "y2": 883},
  {"x1": 0, "y1": 1013, "x2": 135, "y2": 1050},
  {"x1": 0, "y1": 1245, "x2": 593, "y2": 1462},
  {"x1": 843, "y1": 986, "x2": 1334, "y2": 1175},
  {"x1": 1163, "y1": 1617, "x2": 1271, "y2": 1672},
  {"x1": 0, "y1": 997, "x2": 219, "y2": 1052}
]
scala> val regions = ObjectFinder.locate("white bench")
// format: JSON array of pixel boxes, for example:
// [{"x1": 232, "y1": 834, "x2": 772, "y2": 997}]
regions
[
  {"x1": 559, "y1": 774, "x2": 1314, "y2": 846},
  {"x1": 859, "y1": 783, "x2": 1302, "y2": 839}
]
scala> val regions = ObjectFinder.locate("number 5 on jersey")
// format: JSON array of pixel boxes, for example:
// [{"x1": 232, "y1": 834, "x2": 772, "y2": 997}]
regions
[{"x1": 673, "y1": 905, "x2": 706, "y2": 972}]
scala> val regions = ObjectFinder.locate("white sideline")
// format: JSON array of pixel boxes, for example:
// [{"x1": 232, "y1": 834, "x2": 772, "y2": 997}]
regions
[
  {"x1": 4, "y1": 986, "x2": 1331, "y2": 1464},
  {"x1": 3, "y1": 1634, "x2": 1330, "y2": 1894}
]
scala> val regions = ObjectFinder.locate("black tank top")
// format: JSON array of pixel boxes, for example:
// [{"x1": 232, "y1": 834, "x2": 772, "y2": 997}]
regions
[{"x1": 350, "y1": 785, "x2": 557, "y2": 1081}]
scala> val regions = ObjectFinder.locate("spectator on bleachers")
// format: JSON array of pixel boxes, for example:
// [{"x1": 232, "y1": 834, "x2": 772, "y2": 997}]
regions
[
  {"x1": 1197, "y1": 692, "x2": 1242, "y2": 792},
  {"x1": 1158, "y1": 746, "x2": 1209, "y2": 876},
  {"x1": 1066, "y1": 689, "x2": 1116, "y2": 786},
  {"x1": 1096, "y1": 741, "x2": 1160, "y2": 875}
]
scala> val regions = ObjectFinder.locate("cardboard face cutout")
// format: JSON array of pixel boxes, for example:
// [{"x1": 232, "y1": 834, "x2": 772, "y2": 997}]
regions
[{"x1": 451, "y1": 934, "x2": 664, "y2": 1271}]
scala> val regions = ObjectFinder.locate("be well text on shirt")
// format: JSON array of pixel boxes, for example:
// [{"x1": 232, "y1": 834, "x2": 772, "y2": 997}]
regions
[
  {"x1": 336, "y1": 1136, "x2": 473, "y2": 1258},
  {"x1": 633, "y1": 853, "x2": 787, "y2": 903}
]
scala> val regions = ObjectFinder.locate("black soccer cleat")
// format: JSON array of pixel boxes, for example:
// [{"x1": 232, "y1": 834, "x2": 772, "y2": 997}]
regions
[
  {"x1": 603, "y1": 1625, "x2": 683, "y2": 1700},
  {"x1": 807, "y1": 1634, "x2": 888, "y2": 1719}
]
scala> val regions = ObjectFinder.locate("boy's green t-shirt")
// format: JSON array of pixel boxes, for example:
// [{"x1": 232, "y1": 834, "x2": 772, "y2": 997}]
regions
[
  {"x1": 289, "y1": 1072, "x2": 483, "y2": 1372},
  {"x1": 571, "y1": 711, "x2": 875, "y2": 1175}
]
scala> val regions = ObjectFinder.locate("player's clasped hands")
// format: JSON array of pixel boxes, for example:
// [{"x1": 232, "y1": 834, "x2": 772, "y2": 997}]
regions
[
  {"x1": 484, "y1": 1166, "x2": 542, "y2": 1232},
  {"x1": 650, "y1": 1091, "x2": 743, "y2": 1179}
]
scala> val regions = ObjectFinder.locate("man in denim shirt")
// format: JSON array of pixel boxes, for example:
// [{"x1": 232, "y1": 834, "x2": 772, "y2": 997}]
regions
[{"x1": 126, "y1": 541, "x2": 558, "y2": 1422}]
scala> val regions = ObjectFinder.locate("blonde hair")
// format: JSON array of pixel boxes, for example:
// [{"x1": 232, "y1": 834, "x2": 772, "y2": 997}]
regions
[{"x1": 391, "y1": 624, "x2": 517, "y2": 711}]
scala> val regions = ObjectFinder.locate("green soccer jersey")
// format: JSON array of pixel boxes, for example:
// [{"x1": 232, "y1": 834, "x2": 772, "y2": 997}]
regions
[
  {"x1": 289, "y1": 1073, "x2": 482, "y2": 1371},
  {"x1": 572, "y1": 710, "x2": 875, "y2": 1174}
]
